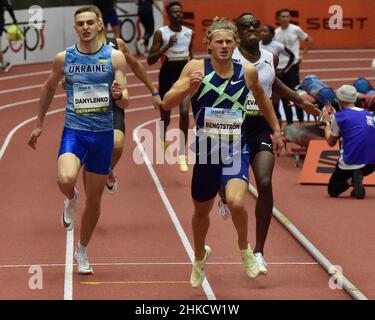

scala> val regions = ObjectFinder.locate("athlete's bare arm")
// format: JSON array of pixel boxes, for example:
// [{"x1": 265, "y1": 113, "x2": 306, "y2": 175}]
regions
[
  {"x1": 243, "y1": 64, "x2": 283, "y2": 154},
  {"x1": 147, "y1": 30, "x2": 176, "y2": 65},
  {"x1": 273, "y1": 77, "x2": 320, "y2": 117},
  {"x1": 111, "y1": 49, "x2": 129, "y2": 109},
  {"x1": 188, "y1": 31, "x2": 195, "y2": 60},
  {"x1": 162, "y1": 59, "x2": 203, "y2": 110},
  {"x1": 28, "y1": 51, "x2": 65, "y2": 149},
  {"x1": 117, "y1": 38, "x2": 161, "y2": 108}
]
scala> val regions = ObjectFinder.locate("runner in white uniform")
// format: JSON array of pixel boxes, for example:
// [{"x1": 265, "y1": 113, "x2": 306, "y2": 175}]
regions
[
  {"x1": 147, "y1": 1, "x2": 194, "y2": 172},
  {"x1": 218, "y1": 12, "x2": 319, "y2": 275}
]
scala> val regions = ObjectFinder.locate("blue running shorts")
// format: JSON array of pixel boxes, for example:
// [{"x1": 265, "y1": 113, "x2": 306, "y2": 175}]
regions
[{"x1": 58, "y1": 127, "x2": 114, "y2": 175}]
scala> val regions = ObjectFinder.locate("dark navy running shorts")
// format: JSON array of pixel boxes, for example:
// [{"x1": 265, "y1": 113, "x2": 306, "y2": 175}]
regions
[
  {"x1": 103, "y1": 11, "x2": 119, "y2": 27},
  {"x1": 191, "y1": 151, "x2": 250, "y2": 202},
  {"x1": 113, "y1": 103, "x2": 125, "y2": 133}
]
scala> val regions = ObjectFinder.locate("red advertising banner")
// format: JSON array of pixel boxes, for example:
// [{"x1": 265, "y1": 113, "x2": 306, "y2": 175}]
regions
[
  {"x1": 299, "y1": 140, "x2": 375, "y2": 185},
  {"x1": 176, "y1": 0, "x2": 375, "y2": 51}
]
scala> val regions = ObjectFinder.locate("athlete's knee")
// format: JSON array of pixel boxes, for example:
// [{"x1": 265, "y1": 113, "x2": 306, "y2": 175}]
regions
[
  {"x1": 113, "y1": 129, "x2": 125, "y2": 150},
  {"x1": 57, "y1": 171, "x2": 76, "y2": 188},
  {"x1": 193, "y1": 207, "x2": 210, "y2": 219},
  {"x1": 113, "y1": 137, "x2": 124, "y2": 151},
  {"x1": 193, "y1": 200, "x2": 212, "y2": 219},
  {"x1": 226, "y1": 194, "x2": 246, "y2": 214},
  {"x1": 256, "y1": 176, "x2": 272, "y2": 195}
]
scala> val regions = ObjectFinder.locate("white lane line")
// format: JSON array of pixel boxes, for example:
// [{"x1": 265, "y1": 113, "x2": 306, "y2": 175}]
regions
[
  {"x1": 0, "y1": 81, "x2": 159, "y2": 95},
  {"x1": 64, "y1": 230, "x2": 74, "y2": 300},
  {"x1": 300, "y1": 67, "x2": 371, "y2": 73},
  {"x1": 0, "y1": 104, "x2": 155, "y2": 160},
  {"x1": 133, "y1": 116, "x2": 216, "y2": 300},
  {"x1": 0, "y1": 105, "x2": 155, "y2": 299},
  {"x1": 0, "y1": 108, "x2": 64, "y2": 160},
  {"x1": 0, "y1": 261, "x2": 318, "y2": 268},
  {"x1": 0, "y1": 84, "x2": 44, "y2": 94},
  {"x1": 1, "y1": 50, "x2": 373, "y2": 82},
  {"x1": 0, "y1": 70, "x2": 50, "y2": 80},
  {"x1": 193, "y1": 53, "x2": 375, "y2": 62},
  {"x1": 248, "y1": 184, "x2": 368, "y2": 300},
  {"x1": 306, "y1": 49, "x2": 375, "y2": 53},
  {"x1": 302, "y1": 58, "x2": 373, "y2": 62},
  {"x1": 2, "y1": 67, "x2": 372, "y2": 95},
  {"x1": 2, "y1": 74, "x2": 372, "y2": 112},
  {"x1": 0, "y1": 92, "x2": 156, "y2": 111},
  {"x1": 0, "y1": 95, "x2": 64, "y2": 111},
  {"x1": 0, "y1": 69, "x2": 158, "y2": 81}
]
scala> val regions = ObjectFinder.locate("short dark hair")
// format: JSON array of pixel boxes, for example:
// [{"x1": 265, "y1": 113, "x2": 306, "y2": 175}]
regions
[
  {"x1": 276, "y1": 8, "x2": 291, "y2": 17},
  {"x1": 235, "y1": 12, "x2": 254, "y2": 26},
  {"x1": 166, "y1": 1, "x2": 182, "y2": 14},
  {"x1": 264, "y1": 24, "x2": 275, "y2": 36},
  {"x1": 74, "y1": 5, "x2": 101, "y2": 19}
]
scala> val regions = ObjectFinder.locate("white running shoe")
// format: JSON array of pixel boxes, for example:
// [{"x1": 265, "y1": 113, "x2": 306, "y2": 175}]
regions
[
  {"x1": 74, "y1": 245, "x2": 94, "y2": 275},
  {"x1": 2, "y1": 62, "x2": 12, "y2": 72},
  {"x1": 239, "y1": 244, "x2": 259, "y2": 279},
  {"x1": 106, "y1": 171, "x2": 119, "y2": 194},
  {"x1": 190, "y1": 245, "x2": 211, "y2": 288},
  {"x1": 218, "y1": 199, "x2": 231, "y2": 220},
  {"x1": 61, "y1": 188, "x2": 78, "y2": 231},
  {"x1": 255, "y1": 252, "x2": 268, "y2": 275}
]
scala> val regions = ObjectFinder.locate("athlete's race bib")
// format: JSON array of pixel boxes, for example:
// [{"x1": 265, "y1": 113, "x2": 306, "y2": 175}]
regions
[
  {"x1": 73, "y1": 83, "x2": 110, "y2": 114},
  {"x1": 245, "y1": 93, "x2": 262, "y2": 116},
  {"x1": 204, "y1": 107, "x2": 243, "y2": 140}
]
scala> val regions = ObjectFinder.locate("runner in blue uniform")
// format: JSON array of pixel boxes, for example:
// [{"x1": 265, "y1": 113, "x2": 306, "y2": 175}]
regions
[{"x1": 28, "y1": 6, "x2": 128, "y2": 275}]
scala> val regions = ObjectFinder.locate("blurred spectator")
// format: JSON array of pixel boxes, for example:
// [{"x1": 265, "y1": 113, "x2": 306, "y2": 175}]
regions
[
  {"x1": 260, "y1": 24, "x2": 295, "y2": 124},
  {"x1": 322, "y1": 85, "x2": 375, "y2": 199},
  {"x1": 260, "y1": 24, "x2": 294, "y2": 68},
  {"x1": 0, "y1": 0, "x2": 18, "y2": 72},
  {"x1": 274, "y1": 8, "x2": 313, "y2": 124},
  {"x1": 93, "y1": 0, "x2": 127, "y2": 39},
  {"x1": 135, "y1": 0, "x2": 163, "y2": 54},
  {"x1": 357, "y1": 93, "x2": 375, "y2": 112}
]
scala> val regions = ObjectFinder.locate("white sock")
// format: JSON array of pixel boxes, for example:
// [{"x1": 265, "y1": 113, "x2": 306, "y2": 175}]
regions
[
  {"x1": 347, "y1": 177, "x2": 352, "y2": 186},
  {"x1": 77, "y1": 241, "x2": 87, "y2": 253}
]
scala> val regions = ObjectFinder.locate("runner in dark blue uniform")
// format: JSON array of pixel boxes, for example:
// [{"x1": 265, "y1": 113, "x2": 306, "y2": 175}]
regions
[{"x1": 161, "y1": 17, "x2": 281, "y2": 288}]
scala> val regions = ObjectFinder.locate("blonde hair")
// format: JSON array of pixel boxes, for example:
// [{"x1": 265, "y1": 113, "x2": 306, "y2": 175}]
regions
[
  {"x1": 204, "y1": 17, "x2": 238, "y2": 43},
  {"x1": 74, "y1": 5, "x2": 102, "y2": 19}
]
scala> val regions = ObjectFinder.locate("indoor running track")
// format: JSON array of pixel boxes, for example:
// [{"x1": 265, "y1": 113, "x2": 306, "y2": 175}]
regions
[{"x1": 0, "y1": 49, "x2": 374, "y2": 300}]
